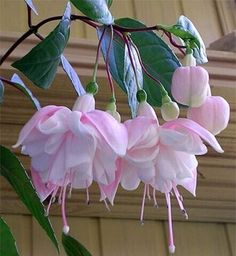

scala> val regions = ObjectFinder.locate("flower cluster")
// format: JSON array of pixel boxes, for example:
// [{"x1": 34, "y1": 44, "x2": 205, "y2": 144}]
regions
[{"x1": 14, "y1": 54, "x2": 229, "y2": 253}]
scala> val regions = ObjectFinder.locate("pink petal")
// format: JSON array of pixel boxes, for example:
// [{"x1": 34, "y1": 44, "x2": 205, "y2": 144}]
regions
[
  {"x1": 13, "y1": 106, "x2": 61, "y2": 147},
  {"x1": 137, "y1": 101, "x2": 159, "y2": 121},
  {"x1": 31, "y1": 169, "x2": 56, "y2": 202},
  {"x1": 99, "y1": 159, "x2": 122, "y2": 205},
  {"x1": 82, "y1": 110, "x2": 128, "y2": 156},
  {"x1": 162, "y1": 118, "x2": 223, "y2": 153},
  {"x1": 171, "y1": 66, "x2": 209, "y2": 107},
  {"x1": 187, "y1": 96, "x2": 230, "y2": 135},
  {"x1": 72, "y1": 94, "x2": 95, "y2": 112}
]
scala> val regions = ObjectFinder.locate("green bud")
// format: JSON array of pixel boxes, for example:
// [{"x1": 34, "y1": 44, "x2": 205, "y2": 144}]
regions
[
  {"x1": 136, "y1": 89, "x2": 147, "y2": 102},
  {"x1": 86, "y1": 81, "x2": 98, "y2": 95}
]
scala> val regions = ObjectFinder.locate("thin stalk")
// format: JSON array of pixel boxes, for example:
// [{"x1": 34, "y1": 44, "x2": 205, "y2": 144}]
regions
[
  {"x1": 92, "y1": 27, "x2": 107, "y2": 82},
  {"x1": 105, "y1": 25, "x2": 115, "y2": 98}
]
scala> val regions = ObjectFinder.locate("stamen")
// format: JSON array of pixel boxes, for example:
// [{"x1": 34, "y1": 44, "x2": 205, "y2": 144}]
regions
[
  {"x1": 68, "y1": 183, "x2": 73, "y2": 199},
  {"x1": 165, "y1": 192, "x2": 175, "y2": 254},
  {"x1": 173, "y1": 186, "x2": 188, "y2": 220},
  {"x1": 86, "y1": 181, "x2": 90, "y2": 205},
  {"x1": 61, "y1": 184, "x2": 69, "y2": 234},
  {"x1": 140, "y1": 184, "x2": 147, "y2": 224},
  {"x1": 153, "y1": 188, "x2": 158, "y2": 208},
  {"x1": 104, "y1": 198, "x2": 111, "y2": 211},
  {"x1": 58, "y1": 186, "x2": 63, "y2": 205},
  {"x1": 46, "y1": 186, "x2": 59, "y2": 216},
  {"x1": 147, "y1": 184, "x2": 151, "y2": 200}
]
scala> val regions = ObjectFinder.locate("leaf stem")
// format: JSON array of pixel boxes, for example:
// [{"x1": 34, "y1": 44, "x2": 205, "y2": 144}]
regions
[{"x1": 92, "y1": 27, "x2": 107, "y2": 82}]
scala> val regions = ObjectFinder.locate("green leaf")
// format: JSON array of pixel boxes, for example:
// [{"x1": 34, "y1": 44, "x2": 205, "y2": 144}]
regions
[
  {"x1": 158, "y1": 24, "x2": 201, "y2": 49},
  {"x1": 0, "y1": 146, "x2": 59, "y2": 252},
  {"x1": 12, "y1": 3, "x2": 71, "y2": 89},
  {"x1": 113, "y1": 18, "x2": 181, "y2": 107},
  {"x1": 0, "y1": 217, "x2": 20, "y2": 256},
  {"x1": 10, "y1": 73, "x2": 41, "y2": 110},
  {"x1": 0, "y1": 80, "x2": 4, "y2": 104},
  {"x1": 177, "y1": 15, "x2": 207, "y2": 64},
  {"x1": 106, "y1": 0, "x2": 113, "y2": 8},
  {"x1": 62, "y1": 233, "x2": 92, "y2": 256},
  {"x1": 70, "y1": 0, "x2": 114, "y2": 25}
]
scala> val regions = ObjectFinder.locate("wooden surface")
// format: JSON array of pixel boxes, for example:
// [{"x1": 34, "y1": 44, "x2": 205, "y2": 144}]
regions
[
  {"x1": 2, "y1": 214, "x2": 236, "y2": 256},
  {"x1": 0, "y1": 0, "x2": 235, "y2": 46}
]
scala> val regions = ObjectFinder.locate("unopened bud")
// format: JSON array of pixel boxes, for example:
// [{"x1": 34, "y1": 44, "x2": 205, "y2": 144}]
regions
[{"x1": 161, "y1": 95, "x2": 179, "y2": 121}]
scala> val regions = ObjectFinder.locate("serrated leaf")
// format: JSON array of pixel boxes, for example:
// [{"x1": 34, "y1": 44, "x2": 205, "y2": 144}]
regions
[
  {"x1": 62, "y1": 233, "x2": 92, "y2": 256},
  {"x1": 124, "y1": 43, "x2": 143, "y2": 117},
  {"x1": 24, "y1": 0, "x2": 38, "y2": 15},
  {"x1": 108, "y1": 18, "x2": 181, "y2": 107},
  {"x1": 177, "y1": 15, "x2": 207, "y2": 64},
  {"x1": 0, "y1": 217, "x2": 20, "y2": 256},
  {"x1": 70, "y1": 0, "x2": 114, "y2": 25},
  {"x1": 0, "y1": 146, "x2": 59, "y2": 252},
  {"x1": 0, "y1": 80, "x2": 4, "y2": 104},
  {"x1": 12, "y1": 3, "x2": 71, "y2": 89},
  {"x1": 10, "y1": 73, "x2": 41, "y2": 110},
  {"x1": 60, "y1": 55, "x2": 85, "y2": 96}
]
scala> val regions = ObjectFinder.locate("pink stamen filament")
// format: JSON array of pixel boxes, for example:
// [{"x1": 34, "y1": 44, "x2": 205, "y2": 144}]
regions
[
  {"x1": 46, "y1": 186, "x2": 59, "y2": 216},
  {"x1": 147, "y1": 185, "x2": 151, "y2": 200},
  {"x1": 140, "y1": 184, "x2": 147, "y2": 224},
  {"x1": 173, "y1": 186, "x2": 188, "y2": 220},
  {"x1": 61, "y1": 184, "x2": 69, "y2": 234},
  {"x1": 165, "y1": 192, "x2": 175, "y2": 254},
  {"x1": 153, "y1": 188, "x2": 158, "y2": 207}
]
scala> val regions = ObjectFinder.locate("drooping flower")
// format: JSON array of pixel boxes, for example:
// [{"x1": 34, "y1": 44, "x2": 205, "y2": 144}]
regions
[
  {"x1": 187, "y1": 96, "x2": 230, "y2": 135},
  {"x1": 171, "y1": 66, "x2": 209, "y2": 107},
  {"x1": 120, "y1": 99, "x2": 223, "y2": 253},
  {"x1": 13, "y1": 93, "x2": 128, "y2": 232}
]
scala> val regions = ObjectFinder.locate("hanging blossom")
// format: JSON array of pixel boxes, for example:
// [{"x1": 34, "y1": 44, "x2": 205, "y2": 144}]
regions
[
  {"x1": 118, "y1": 94, "x2": 223, "y2": 254},
  {"x1": 172, "y1": 52, "x2": 230, "y2": 135},
  {"x1": 13, "y1": 93, "x2": 128, "y2": 233}
]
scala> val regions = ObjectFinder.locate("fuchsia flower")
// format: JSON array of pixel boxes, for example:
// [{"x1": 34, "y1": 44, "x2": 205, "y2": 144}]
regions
[
  {"x1": 120, "y1": 100, "x2": 223, "y2": 253},
  {"x1": 187, "y1": 96, "x2": 230, "y2": 135},
  {"x1": 171, "y1": 66, "x2": 209, "y2": 107},
  {"x1": 14, "y1": 93, "x2": 128, "y2": 233}
]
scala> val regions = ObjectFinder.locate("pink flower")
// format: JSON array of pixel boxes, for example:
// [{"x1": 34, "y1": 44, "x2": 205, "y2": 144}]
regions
[
  {"x1": 14, "y1": 93, "x2": 127, "y2": 232},
  {"x1": 120, "y1": 100, "x2": 223, "y2": 253},
  {"x1": 187, "y1": 96, "x2": 230, "y2": 135},
  {"x1": 171, "y1": 66, "x2": 209, "y2": 107}
]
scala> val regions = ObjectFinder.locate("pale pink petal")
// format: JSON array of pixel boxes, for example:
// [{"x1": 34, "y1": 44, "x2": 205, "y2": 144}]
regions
[
  {"x1": 72, "y1": 94, "x2": 95, "y2": 112},
  {"x1": 71, "y1": 163, "x2": 93, "y2": 189},
  {"x1": 160, "y1": 127, "x2": 207, "y2": 155},
  {"x1": 99, "y1": 159, "x2": 122, "y2": 205},
  {"x1": 124, "y1": 117, "x2": 158, "y2": 149},
  {"x1": 82, "y1": 110, "x2": 128, "y2": 156},
  {"x1": 178, "y1": 169, "x2": 197, "y2": 196},
  {"x1": 137, "y1": 101, "x2": 159, "y2": 121},
  {"x1": 120, "y1": 160, "x2": 141, "y2": 190},
  {"x1": 31, "y1": 169, "x2": 56, "y2": 202},
  {"x1": 187, "y1": 96, "x2": 230, "y2": 135},
  {"x1": 13, "y1": 106, "x2": 61, "y2": 147},
  {"x1": 162, "y1": 118, "x2": 223, "y2": 153},
  {"x1": 171, "y1": 66, "x2": 209, "y2": 107}
]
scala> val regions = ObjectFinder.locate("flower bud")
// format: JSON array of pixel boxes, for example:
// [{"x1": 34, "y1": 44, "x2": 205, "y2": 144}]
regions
[
  {"x1": 86, "y1": 81, "x2": 98, "y2": 95},
  {"x1": 187, "y1": 96, "x2": 230, "y2": 135},
  {"x1": 182, "y1": 51, "x2": 196, "y2": 67},
  {"x1": 171, "y1": 66, "x2": 209, "y2": 107},
  {"x1": 106, "y1": 99, "x2": 121, "y2": 122},
  {"x1": 161, "y1": 101, "x2": 180, "y2": 121}
]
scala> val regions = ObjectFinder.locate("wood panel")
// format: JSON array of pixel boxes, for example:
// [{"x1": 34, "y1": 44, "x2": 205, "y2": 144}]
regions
[
  {"x1": 226, "y1": 224, "x2": 236, "y2": 256},
  {"x1": 1, "y1": 214, "x2": 32, "y2": 256},
  {"x1": 169, "y1": 222, "x2": 231, "y2": 256},
  {"x1": 32, "y1": 216, "x2": 101, "y2": 256},
  {"x1": 99, "y1": 219, "x2": 167, "y2": 256}
]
